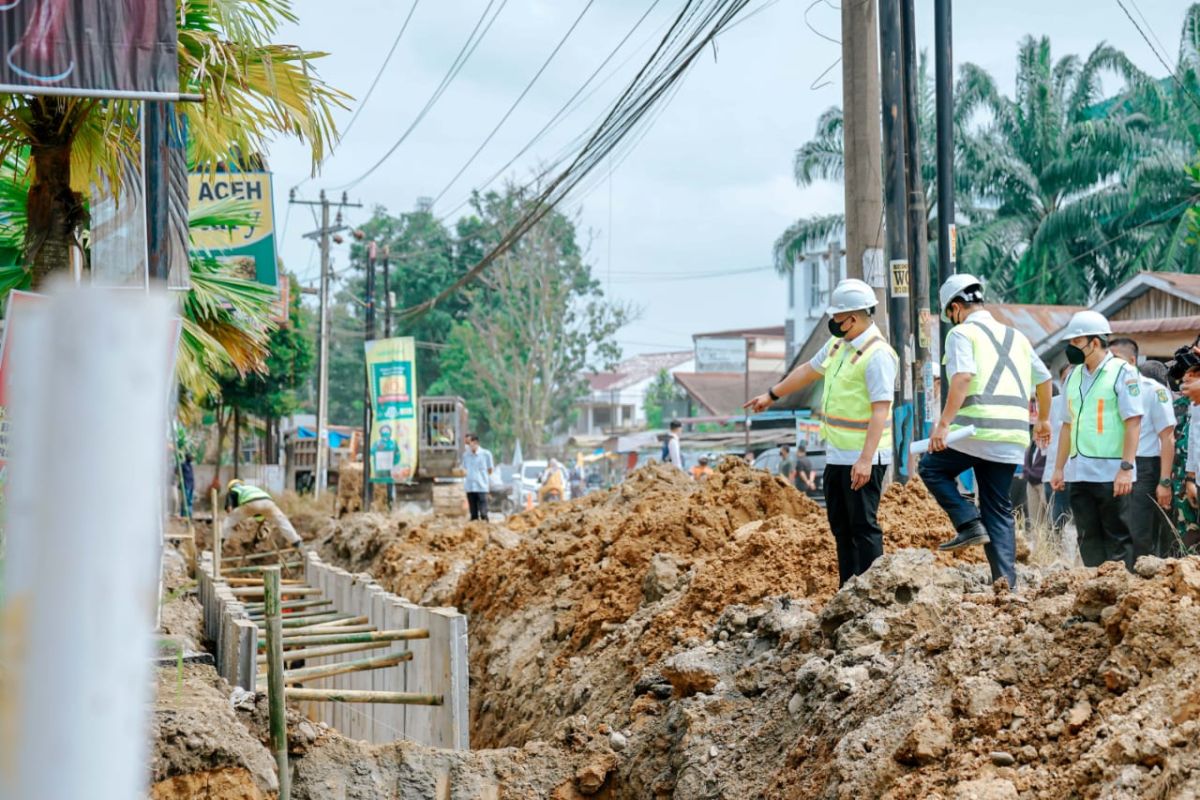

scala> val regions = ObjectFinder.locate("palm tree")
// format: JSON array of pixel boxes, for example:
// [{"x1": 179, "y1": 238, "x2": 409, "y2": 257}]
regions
[
  {"x1": 957, "y1": 38, "x2": 1155, "y2": 304},
  {"x1": 0, "y1": 0, "x2": 346, "y2": 286}
]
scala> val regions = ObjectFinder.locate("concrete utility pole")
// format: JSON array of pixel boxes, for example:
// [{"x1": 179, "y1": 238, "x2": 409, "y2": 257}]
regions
[
  {"x1": 362, "y1": 240, "x2": 376, "y2": 511},
  {"x1": 934, "y1": 0, "x2": 957, "y2": 363},
  {"x1": 901, "y1": 0, "x2": 933, "y2": 436},
  {"x1": 879, "y1": 0, "x2": 913, "y2": 479},
  {"x1": 293, "y1": 190, "x2": 361, "y2": 499},
  {"x1": 840, "y1": 0, "x2": 887, "y2": 333}
]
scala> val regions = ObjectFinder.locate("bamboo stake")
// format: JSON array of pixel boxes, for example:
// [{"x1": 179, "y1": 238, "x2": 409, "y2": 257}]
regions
[
  {"x1": 231, "y1": 586, "x2": 320, "y2": 598},
  {"x1": 257, "y1": 640, "x2": 393, "y2": 666},
  {"x1": 263, "y1": 567, "x2": 290, "y2": 800},
  {"x1": 263, "y1": 612, "x2": 353, "y2": 628},
  {"x1": 255, "y1": 651, "x2": 413, "y2": 689},
  {"x1": 284, "y1": 688, "x2": 443, "y2": 705},
  {"x1": 234, "y1": 549, "x2": 289, "y2": 563},
  {"x1": 308, "y1": 616, "x2": 370, "y2": 629},
  {"x1": 224, "y1": 577, "x2": 306, "y2": 587},
  {"x1": 211, "y1": 488, "x2": 222, "y2": 579},
  {"x1": 221, "y1": 561, "x2": 304, "y2": 575},
  {"x1": 259, "y1": 628, "x2": 429, "y2": 649},
  {"x1": 258, "y1": 625, "x2": 377, "y2": 648},
  {"x1": 244, "y1": 598, "x2": 332, "y2": 614}
]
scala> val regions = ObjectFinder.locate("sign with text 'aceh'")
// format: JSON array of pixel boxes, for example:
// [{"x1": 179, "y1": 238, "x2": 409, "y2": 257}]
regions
[{"x1": 188, "y1": 171, "x2": 279, "y2": 290}]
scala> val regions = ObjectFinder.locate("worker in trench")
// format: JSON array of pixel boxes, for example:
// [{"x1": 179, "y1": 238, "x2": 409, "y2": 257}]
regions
[
  {"x1": 745, "y1": 278, "x2": 897, "y2": 586},
  {"x1": 919, "y1": 275, "x2": 1052, "y2": 591},
  {"x1": 1049, "y1": 311, "x2": 1143, "y2": 571},
  {"x1": 223, "y1": 478, "x2": 304, "y2": 551}
]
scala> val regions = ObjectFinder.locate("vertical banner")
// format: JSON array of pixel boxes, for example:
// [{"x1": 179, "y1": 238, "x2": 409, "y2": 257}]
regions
[
  {"x1": 0, "y1": 0, "x2": 178, "y2": 97},
  {"x1": 364, "y1": 337, "x2": 418, "y2": 484}
]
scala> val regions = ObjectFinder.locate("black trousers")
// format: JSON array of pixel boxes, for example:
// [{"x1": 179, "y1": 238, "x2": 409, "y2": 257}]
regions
[
  {"x1": 1132, "y1": 457, "x2": 1171, "y2": 559},
  {"x1": 467, "y1": 491, "x2": 489, "y2": 521},
  {"x1": 1070, "y1": 481, "x2": 1133, "y2": 570},
  {"x1": 823, "y1": 463, "x2": 887, "y2": 586}
]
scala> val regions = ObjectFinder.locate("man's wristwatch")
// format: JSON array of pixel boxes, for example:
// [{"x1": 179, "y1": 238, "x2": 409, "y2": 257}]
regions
[
  {"x1": 767, "y1": 386, "x2": 780, "y2": 402},
  {"x1": 1160, "y1": 478, "x2": 1173, "y2": 488},
  {"x1": 1119, "y1": 461, "x2": 1134, "y2": 471}
]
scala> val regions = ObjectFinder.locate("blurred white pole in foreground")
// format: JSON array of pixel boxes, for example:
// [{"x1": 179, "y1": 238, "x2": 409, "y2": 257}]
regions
[{"x1": 0, "y1": 286, "x2": 174, "y2": 800}]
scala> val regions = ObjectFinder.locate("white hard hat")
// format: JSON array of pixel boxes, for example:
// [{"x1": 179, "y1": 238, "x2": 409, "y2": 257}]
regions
[
  {"x1": 1060, "y1": 310, "x2": 1112, "y2": 341},
  {"x1": 938, "y1": 274, "x2": 985, "y2": 320},
  {"x1": 826, "y1": 278, "x2": 877, "y2": 315}
]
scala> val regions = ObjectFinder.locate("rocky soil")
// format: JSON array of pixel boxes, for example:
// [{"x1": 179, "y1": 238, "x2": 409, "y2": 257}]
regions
[{"x1": 157, "y1": 459, "x2": 1200, "y2": 798}]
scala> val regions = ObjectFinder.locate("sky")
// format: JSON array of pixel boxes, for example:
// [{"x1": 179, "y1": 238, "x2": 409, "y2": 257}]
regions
[{"x1": 269, "y1": 0, "x2": 1193, "y2": 359}]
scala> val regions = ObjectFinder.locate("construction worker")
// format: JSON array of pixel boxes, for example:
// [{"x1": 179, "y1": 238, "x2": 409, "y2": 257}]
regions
[
  {"x1": 745, "y1": 278, "x2": 897, "y2": 586},
  {"x1": 691, "y1": 455, "x2": 714, "y2": 481},
  {"x1": 1049, "y1": 311, "x2": 1143, "y2": 571},
  {"x1": 919, "y1": 275, "x2": 1052, "y2": 591},
  {"x1": 1110, "y1": 339, "x2": 1175, "y2": 560},
  {"x1": 223, "y1": 478, "x2": 303, "y2": 550}
]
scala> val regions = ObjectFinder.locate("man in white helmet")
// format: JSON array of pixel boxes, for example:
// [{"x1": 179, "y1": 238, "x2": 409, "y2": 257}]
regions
[
  {"x1": 918, "y1": 275, "x2": 1053, "y2": 591},
  {"x1": 1049, "y1": 310, "x2": 1143, "y2": 571},
  {"x1": 745, "y1": 278, "x2": 897, "y2": 586}
]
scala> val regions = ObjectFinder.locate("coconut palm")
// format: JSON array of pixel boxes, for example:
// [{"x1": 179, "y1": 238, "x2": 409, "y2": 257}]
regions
[{"x1": 0, "y1": 0, "x2": 346, "y2": 286}]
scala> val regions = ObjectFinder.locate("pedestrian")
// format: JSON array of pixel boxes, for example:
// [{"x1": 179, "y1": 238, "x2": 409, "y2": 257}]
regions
[
  {"x1": 1049, "y1": 311, "x2": 1143, "y2": 571},
  {"x1": 778, "y1": 444, "x2": 795, "y2": 484},
  {"x1": 1173, "y1": 340, "x2": 1200, "y2": 551},
  {"x1": 919, "y1": 275, "x2": 1052, "y2": 591},
  {"x1": 1023, "y1": 431, "x2": 1048, "y2": 534},
  {"x1": 744, "y1": 449, "x2": 756, "y2": 466},
  {"x1": 181, "y1": 453, "x2": 195, "y2": 518},
  {"x1": 794, "y1": 443, "x2": 818, "y2": 496},
  {"x1": 222, "y1": 479, "x2": 303, "y2": 550},
  {"x1": 663, "y1": 420, "x2": 684, "y2": 471},
  {"x1": 462, "y1": 433, "x2": 494, "y2": 522},
  {"x1": 691, "y1": 456, "x2": 714, "y2": 481},
  {"x1": 745, "y1": 278, "x2": 897, "y2": 586},
  {"x1": 1110, "y1": 339, "x2": 1175, "y2": 560},
  {"x1": 1044, "y1": 365, "x2": 1072, "y2": 537},
  {"x1": 538, "y1": 458, "x2": 568, "y2": 503}
]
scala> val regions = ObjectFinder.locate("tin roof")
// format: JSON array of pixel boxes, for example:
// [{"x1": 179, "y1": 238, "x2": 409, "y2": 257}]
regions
[
  {"x1": 673, "y1": 371, "x2": 784, "y2": 416},
  {"x1": 586, "y1": 351, "x2": 694, "y2": 393},
  {"x1": 988, "y1": 303, "x2": 1084, "y2": 348}
]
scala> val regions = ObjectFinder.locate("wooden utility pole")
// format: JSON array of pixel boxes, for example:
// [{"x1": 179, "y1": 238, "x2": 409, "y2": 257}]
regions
[
  {"x1": 934, "y1": 0, "x2": 957, "y2": 361},
  {"x1": 840, "y1": 0, "x2": 887, "y2": 332},
  {"x1": 879, "y1": 0, "x2": 913, "y2": 479},
  {"x1": 362, "y1": 240, "x2": 376, "y2": 511}
]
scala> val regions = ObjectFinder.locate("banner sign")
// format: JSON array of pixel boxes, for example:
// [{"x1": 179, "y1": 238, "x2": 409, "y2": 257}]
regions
[
  {"x1": 695, "y1": 337, "x2": 747, "y2": 372},
  {"x1": 364, "y1": 337, "x2": 418, "y2": 484},
  {"x1": 188, "y1": 171, "x2": 279, "y2": 288},
  {"x1": 0, "y1": 0, "x2": 178, "y2": 98}
]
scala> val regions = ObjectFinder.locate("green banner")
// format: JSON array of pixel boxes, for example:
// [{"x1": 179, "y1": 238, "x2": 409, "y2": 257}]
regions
[{"x1": 364, "y1": 337, "x2": 418, "y2": 484}]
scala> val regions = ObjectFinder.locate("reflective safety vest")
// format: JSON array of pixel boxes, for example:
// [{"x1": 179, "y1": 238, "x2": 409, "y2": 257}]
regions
[
  {"x1": 1065, "y1": 356, "x2": 1128, "y2": 459},
  {"x1": 947, "y1": 318, "x2": 1034, "y2": 448},
  {"x1": 231, "y1": 483, "x2": 272, "y2": 506},
  {"x1": 819, "y1": 333, "x2": 897, "y2": 453}
]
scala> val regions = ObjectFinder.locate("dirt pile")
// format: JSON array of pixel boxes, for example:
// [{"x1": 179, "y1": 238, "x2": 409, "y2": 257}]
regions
[
  {"x1": 879, "y1": 478, "x2": 988, "y2": 565},
  {"x1": 335, "y1": 462, "x2": 389, "y2": 516}
]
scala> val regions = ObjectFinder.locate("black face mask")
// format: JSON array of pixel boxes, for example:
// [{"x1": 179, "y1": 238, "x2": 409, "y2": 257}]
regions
[
  {"x1": 828, "y1": 317, "x2": 849, "y2": 338},
  {"x1": 1065, "y1": 343, "x2": 1088, "y2": 365}
]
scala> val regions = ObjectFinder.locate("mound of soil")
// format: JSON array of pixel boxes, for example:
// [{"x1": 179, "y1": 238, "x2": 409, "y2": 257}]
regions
[{"x1": 879, "y1": 478, "x2": 989, "y2": 565}]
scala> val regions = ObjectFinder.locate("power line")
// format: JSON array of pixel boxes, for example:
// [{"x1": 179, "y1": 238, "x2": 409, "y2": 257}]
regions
[
  {"x1": 431, "y1": 0, "x2": 597, "y2": 207},
  {"x1": 1114, "y1": 0, "x2": 1200, "y2": 115},
  {"x1": 328, "y1": 0, "x2": 510, "y2": 192}
]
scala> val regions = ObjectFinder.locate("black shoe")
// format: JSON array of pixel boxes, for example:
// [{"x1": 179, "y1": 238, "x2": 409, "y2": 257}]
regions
[{"x1": 938, "y1": 520, "x2": 990, "y2": 551}]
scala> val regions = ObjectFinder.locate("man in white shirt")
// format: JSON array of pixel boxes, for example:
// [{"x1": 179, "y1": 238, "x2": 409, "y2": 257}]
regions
[
  {"x1": 745, "y1": 279, "x2": 897, "y2": 586},
  {"x1": 1044, "y1": 363, "x2": 1072, "y2": 533},
  {"x1": 920, "y1": 275, "x2": 1052, "y2": 591},
  {"x1": 664, "y1": 420, "x2": 683, "y2": 471},
  {"x1": 1110, "y1": 339, "x2": 1175, "y2": 560},
  {"x1": 1050, "y1": 313, "x2": 1143, "y2": 571},
  {"x1": 462, "y1": 433, "x2": 495, "y2": 521}
]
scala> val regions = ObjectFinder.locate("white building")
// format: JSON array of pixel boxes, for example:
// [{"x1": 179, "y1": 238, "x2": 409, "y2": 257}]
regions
[
  {"x1": 572, "y1": 351, "x2": 695, "y2": 435},
  {"x1": 785, "y1": 244, "x2": 846, "y2": 362}
]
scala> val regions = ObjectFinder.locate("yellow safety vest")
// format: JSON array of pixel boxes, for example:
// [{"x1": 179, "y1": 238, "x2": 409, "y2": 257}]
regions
[
  {"x1": 946, "y1": 317, "x2": 1033, "y2": 447},
  {"x1": 1065, "y1": 357, "x2": 1128, "y2": 459},
  {"x1": 231, "y1": 484, "x2": 271, "y2": 505},
  {"x1": 819, "y1": 333, "x2": 897, "y2": 453}
]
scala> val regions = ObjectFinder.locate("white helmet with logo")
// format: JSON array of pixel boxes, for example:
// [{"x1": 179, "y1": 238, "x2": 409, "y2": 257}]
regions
[
  {"x1": 1060, "y1": 310, "x2": 1112, "y2": 341},
  {"x1": 938, "y1": 274, "x2": 985, "y2": 320},
  {"x1": 826, "y1": 278, "x2": 877, "y2": 316}
]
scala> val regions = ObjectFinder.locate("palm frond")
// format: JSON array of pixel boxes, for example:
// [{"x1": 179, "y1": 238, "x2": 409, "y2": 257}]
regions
[{"x1": 772, "y1": 214, "x2": 845, "y2": 274}]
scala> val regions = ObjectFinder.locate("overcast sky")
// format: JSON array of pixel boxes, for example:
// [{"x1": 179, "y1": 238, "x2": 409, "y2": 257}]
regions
[{"x1": 270, "y1": 0, "x2": 1192, "y2": 358}]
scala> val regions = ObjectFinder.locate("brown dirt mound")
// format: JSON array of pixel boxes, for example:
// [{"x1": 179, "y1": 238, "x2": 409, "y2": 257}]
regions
[
  {"x1": 454, "y1": 459, "x2": 822, "y2": 659},
  {"x1": 879, "y1": 477, "x2": 989, "y2": 565}
]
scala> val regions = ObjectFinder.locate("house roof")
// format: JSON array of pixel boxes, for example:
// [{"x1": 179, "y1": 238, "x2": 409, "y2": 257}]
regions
[
  {"x1": 1110, "y1": 314, "x2": 1200, "y2": 334},
  {"x1": 673, "y1": 370, "x2": 783, "y2": 416},
  {"x1": 1091, "y1": 271, "x2": 1200, "y2": 318},
  {"x1": 693, "y1": 325, "x2": 786, "y2": 340},
  {"x1": 988, "y1": 303, "x2": 1084, "y2": 349},
  {"x1": 586, "y1": 350, "x2": 693, "y2": 393}
]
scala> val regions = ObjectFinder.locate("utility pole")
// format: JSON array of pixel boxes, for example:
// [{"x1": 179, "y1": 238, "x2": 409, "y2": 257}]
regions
[
  {"x1": 934, "y1": 0, "x2": 957, "y2": 361},
  {"x1": 879, "y1": 0, "x2": 913, "y2": 479},
  {"x1": 362, "y1": 240, "x2": 376, "y2": 511},
  {"x1": 293, "y1": 190, "x2": 361, "y2": 499},
  {"x1": 901, "y1": 0, "x2": 932, "y2": 438},
  {"x1": 381, "y1": 246, "x2": 392, "y2": 338},
  {"x1": 840, "y1": 0, "x2": 887, "y2": 332}
]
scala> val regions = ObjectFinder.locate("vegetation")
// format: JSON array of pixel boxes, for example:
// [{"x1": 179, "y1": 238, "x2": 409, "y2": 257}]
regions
[{"x1": 776, "y1": 4, "x2": 1200, "y2": 305}]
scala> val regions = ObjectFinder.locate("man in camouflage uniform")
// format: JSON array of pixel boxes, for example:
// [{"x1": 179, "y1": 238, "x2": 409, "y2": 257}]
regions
[{"x1": 1172, "y1": 394, "x2": 1198, "y2": 554}]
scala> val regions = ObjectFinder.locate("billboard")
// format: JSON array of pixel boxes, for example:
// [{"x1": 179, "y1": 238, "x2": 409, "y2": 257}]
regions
[
  {"x1": 695, "y1": 337, "x2": 747, "y2": 372},
  {"x1": 365, "y1": 337, "x2": 418, "y2": 484},
  {"x1": 0, "y1": 0, "x2": 178, "y2": 98},
  {"x1": 188, "y1": 171, "x2": 279, "y2": 288}
]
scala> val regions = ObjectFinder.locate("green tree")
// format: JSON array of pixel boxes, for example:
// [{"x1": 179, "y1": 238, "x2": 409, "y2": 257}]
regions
[
  {"x1": 431, "y1": 184, "x2": 632, "y2": 456},
  {"x1": 643, "y1": 369, "x2": 686, "y2": 429},
  {"x1": 0, "y1": 0, "x2": 345, "y2": 285}
]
